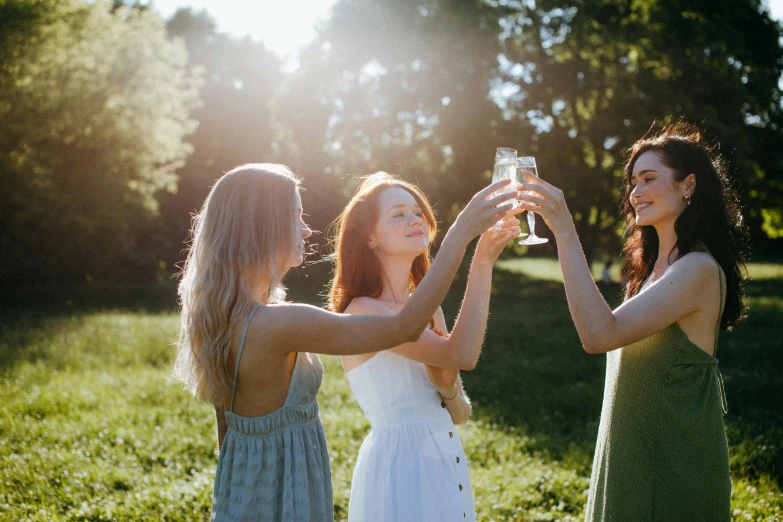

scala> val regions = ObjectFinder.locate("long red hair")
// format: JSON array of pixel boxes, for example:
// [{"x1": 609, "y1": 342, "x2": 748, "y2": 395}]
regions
[{"x1": 328, "y1": 172, "x2": 437, "y2": 313}]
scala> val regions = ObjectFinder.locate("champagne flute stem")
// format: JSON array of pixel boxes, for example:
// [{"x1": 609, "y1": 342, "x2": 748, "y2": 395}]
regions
[{"x1": 526, "y1": 211, "x2": 536, "y2": 236}]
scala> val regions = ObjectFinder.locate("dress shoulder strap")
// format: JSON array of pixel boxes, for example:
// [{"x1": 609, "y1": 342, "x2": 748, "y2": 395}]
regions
[
  {"x1": 228, "y1": 303, "x2": 263, "y2": 413},
  {"x1": 708, "y1": 256, "x2": 729, "y2": 415},
  {"x1": 712, "y1": 258, "x2": 725, "y2": 356}
]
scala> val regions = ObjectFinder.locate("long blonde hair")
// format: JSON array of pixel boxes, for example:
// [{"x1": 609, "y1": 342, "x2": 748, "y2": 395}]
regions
[{"x1": 173, "y1": 164, "x2": 300, "y2": 405}]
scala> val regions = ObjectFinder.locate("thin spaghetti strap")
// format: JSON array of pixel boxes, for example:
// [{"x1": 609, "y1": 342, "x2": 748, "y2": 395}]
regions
[
  {"x1": 712, "y1": 259, "x2": 725, "y2": 356},
  {"x1": 229, "y1": 303, "x2": 263, "y2": 413},
  {"x1": 710, "y1": 257, "x2": 728, "y2": 415}
]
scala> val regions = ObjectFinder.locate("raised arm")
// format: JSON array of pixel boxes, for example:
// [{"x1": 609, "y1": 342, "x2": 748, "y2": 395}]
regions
[
  {"x1": 344, "y1": 218, "x2": 521, "y2": 369},
  {"x1": 265, "y1": 180, "x2": 519, "y2": 357},
  {"x1": 516, "y1": 175, "x2": 720, "y2": 353}
]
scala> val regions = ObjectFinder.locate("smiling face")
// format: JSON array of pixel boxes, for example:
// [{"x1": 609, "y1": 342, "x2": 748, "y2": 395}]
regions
[
  {"x1": 288, "y1": 190, "x2": 312, "y2": 267},
  {"x1": 368, "y1": 187, "x2": 430, "y2": 259},
  {"x1": 630, "y1": 150, "x2": 695, "y2": 228}
]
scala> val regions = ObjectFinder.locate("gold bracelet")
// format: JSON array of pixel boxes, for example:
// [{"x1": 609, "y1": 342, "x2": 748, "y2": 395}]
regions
[{"x1": 439, "y1": 385, "x2": 459, "y2": 401}]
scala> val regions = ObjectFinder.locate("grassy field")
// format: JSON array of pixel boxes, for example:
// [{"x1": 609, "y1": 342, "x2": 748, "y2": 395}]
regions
[{"x1": 1, "y1": 259, "x2": 781, "y2": 521}]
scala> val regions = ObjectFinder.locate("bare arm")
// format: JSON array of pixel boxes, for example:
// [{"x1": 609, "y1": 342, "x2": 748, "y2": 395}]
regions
[
  {"x1": 391, "y1": 219, "x2": 521, "y2": 369},
  {"x1": 517, "y1": 176, "x2": 719, "y2": 353},
  {"x1": 265, "y1": 181, "x2": 519, "y2": 357},
  {"x1": 433, "y1": 374, "x2": 471, "y2": 427}
]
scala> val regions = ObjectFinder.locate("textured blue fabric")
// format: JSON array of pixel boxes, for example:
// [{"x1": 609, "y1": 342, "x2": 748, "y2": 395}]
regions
[{"x1": 211, "y1": 306, "x2": 333, "y2": 521}]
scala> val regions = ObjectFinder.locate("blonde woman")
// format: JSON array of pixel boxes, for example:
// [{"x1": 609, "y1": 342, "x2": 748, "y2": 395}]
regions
[{"x1": 173, "y1": 164, "x2": 516, "y2": 521}]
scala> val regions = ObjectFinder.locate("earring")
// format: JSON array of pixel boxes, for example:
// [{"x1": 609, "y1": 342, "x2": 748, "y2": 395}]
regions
[{"x1": 684, "y1": 195, "x2": 691, "y2": 206}]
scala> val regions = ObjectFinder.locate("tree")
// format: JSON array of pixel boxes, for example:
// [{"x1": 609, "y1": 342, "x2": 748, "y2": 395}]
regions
[
  {"x1": 159, "y1": 8, "x2": 284, "y2": 271},
  {"x1": 276, "y1": 0, "x2": 513, "y2": 234},
  {"x1": 280, "y1": 0, "x2": 783, "y2": 261},
  {"x1": 0, "y1": 0, "x2": 200, "y2": 282},
  {"x1": 495, "y1": 0, "x2": 783, "y2": 257}
]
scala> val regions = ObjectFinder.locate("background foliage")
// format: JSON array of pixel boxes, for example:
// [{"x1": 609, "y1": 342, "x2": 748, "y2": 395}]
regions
[{"x1": 1, "y1": 0, "x2": 782, "y2": 284}]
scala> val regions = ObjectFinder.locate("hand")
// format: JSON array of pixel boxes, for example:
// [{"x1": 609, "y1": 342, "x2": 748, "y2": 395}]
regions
[
  {"x1": 475, "y1": 216, "x2": 523, "y2": 262},
  {"x1": 451, "y1": 179, "x2": 519, "y2": 242},
  {"x1": 516, "y1": 172, "x2": 576, "y2": 238}
]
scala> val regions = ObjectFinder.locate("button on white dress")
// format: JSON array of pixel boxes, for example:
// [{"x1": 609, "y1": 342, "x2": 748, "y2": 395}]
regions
[{"x1": 346, "y1": 351, "x2": 476, "y2": 522}]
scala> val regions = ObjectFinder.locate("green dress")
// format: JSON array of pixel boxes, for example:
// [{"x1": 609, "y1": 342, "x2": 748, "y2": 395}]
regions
[{"x1": 585, "y1": 262, "x2": 731, "y2": 522}]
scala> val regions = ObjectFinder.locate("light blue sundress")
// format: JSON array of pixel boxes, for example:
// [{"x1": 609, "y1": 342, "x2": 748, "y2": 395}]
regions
[{"x1": 211, "y1": 304, "x2": 334, "y2": 521}]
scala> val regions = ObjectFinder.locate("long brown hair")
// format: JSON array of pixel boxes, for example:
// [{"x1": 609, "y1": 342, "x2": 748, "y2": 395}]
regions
[
  {"x1": 174, "y1": 164, "x2": 300, "y2": 405},
  {"x1": 621, "y1": 124, "x2": 749, "y2": 329},
  {"x1": 328, "y1": 172, "x2": 437, "y2": 313}
]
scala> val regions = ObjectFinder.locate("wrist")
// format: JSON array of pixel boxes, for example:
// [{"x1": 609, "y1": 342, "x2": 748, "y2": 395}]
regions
[
  {"x1": 553, "y1": 220, "x2": 578, "y2": 241},
  {"x1": 471, "y1": 254, "x2": 495, "y2": 271},
  {"x1": 444, "y1": 224, "x2": 471, "y2": 250},
  {"x1": 438, "y1": 383, "x2": 459, "y2": 400}
]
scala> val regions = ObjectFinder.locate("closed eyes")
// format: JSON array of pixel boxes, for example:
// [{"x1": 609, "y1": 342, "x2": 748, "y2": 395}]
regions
[{"x1": 392, "y1": 211, "x2": 423, "y2": 218}]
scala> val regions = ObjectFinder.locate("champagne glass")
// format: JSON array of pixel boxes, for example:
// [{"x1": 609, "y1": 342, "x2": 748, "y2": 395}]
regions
[
  {"x1": 517, "y1": 156, "x2": 548, "y2": 245},
  {"x1": 491, "y1": 148, "x2": 523, "y2": 231}
]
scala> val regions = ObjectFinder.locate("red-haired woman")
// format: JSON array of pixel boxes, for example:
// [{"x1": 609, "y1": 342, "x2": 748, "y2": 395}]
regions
[
  {"x1": 329, "y1": 173, "x2": 522, "y2": 522},
  {"x1": 516, "y1": 124, "x2": 749, "y2": 521}
]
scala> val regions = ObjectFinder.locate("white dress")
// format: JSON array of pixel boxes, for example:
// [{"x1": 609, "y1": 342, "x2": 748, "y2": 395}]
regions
[{"x1": 346, "y1": 350, "x2": 476, "y2": 521}]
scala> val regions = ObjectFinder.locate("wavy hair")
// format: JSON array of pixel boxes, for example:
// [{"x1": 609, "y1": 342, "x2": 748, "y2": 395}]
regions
[
  {"x1": 173, "y1": 164, "x2": 300, "y2": 404},
  {"x1": 328, "y1": 172, "x2": 437, "y2": 314},
  {"x1": 621, "y1": 124, "x2": 749, "y2": 329}
]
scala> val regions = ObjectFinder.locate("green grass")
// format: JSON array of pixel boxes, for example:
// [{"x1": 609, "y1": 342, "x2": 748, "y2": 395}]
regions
[{"x1": 1, "y1": 261, "x2": 781, "y2": 520}]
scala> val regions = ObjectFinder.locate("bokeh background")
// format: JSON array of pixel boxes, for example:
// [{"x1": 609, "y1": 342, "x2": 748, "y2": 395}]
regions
[
  {"x1": 2, "y1": 0, "x2": 782, "y2": 285},
  {"x1": 1, "y1": 0, "x2": 782, "y2": 520}
]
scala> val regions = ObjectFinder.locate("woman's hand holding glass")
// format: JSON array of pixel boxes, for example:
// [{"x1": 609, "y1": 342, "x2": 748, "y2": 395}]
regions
[
  {"x1": 451, "y1": 179, "x2": 519, "y2": 242},
  {"x1": 515, "y1": 172, "x2": 576, "y2": 239},
  {"x1": 475, "y1": 216, "x2": 523, "y2": 263}
]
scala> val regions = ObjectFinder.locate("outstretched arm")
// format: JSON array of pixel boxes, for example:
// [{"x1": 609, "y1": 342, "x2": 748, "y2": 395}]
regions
[
  {"x1": 516, "y1": 175, "x2": 718, "y2": 353},
  {"x1": 389, "y1": 218, "x2": 522, "y2": 369},
  {"x1": 265, "y1": 180, "x2": 520, "y2": 357}
]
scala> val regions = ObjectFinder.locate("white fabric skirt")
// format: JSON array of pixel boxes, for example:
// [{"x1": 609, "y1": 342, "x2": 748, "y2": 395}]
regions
[{"x1": 348, "y1": 418, "x2": 475, "y2": 522}]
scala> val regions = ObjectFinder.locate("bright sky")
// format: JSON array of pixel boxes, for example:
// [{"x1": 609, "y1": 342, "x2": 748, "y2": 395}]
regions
[
  {"x1": 147, "y1": 0, "x2": 337, "y2": 56},
  {"x1": 769, "y1": 0, "x2": 783, "y2": 20},
  {"x1": 147, "y1": 0, "x2": 783, "y2": 58}
]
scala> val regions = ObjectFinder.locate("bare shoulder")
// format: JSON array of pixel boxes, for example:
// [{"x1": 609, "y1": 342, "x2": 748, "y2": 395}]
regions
[
  {"x1": 670, "y1": 252, "x2": 721, "y2": 280},
  {"x1": 662, "y1": 252, "x2": 723, "y2": 300},
  {"x1": 340, "y1": 297, "x2": 390, "y2": 370},
  {"x1": 344, "y1": 296, "x2": 394, "y2": 316}
]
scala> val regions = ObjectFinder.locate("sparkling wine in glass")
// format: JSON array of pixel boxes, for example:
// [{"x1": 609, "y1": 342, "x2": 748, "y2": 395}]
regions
[
  {"x1": 517, "y1": 156, "x2": 549, "y2": 245},
  {"x1": 491, "y1": 147, "x2": 522, "y2": 231}
]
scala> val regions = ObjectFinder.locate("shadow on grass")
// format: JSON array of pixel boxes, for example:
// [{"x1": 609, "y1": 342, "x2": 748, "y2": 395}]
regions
[
  {"x1": 455, "y1": 266, "x2": 783, "y2": 484},
  {"x1": 0, "y1": 282, "x2": 179, "y2": 372},
  {"x1": 450, "y1": 268, "x2": 606, "y2": 471},
  {"x1": 2, "y1": 263, "x2": 780, "y2": 486},
  {"x1": 720, "y1": 277, "x2": 783, "y2": 483}
]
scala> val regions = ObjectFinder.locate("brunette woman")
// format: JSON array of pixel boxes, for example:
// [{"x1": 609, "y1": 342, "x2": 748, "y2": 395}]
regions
[{"x1": 517, "y1": 124, "x2": 748, "y2": 521}]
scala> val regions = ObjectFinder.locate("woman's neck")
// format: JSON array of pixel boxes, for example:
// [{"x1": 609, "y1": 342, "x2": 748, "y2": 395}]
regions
[
  {"x1": 653, "y1": 222, "x2": 679, "y2": 272},
  {"x1": 376, "y1": 254, "x2": 416, "y2": 307}
]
